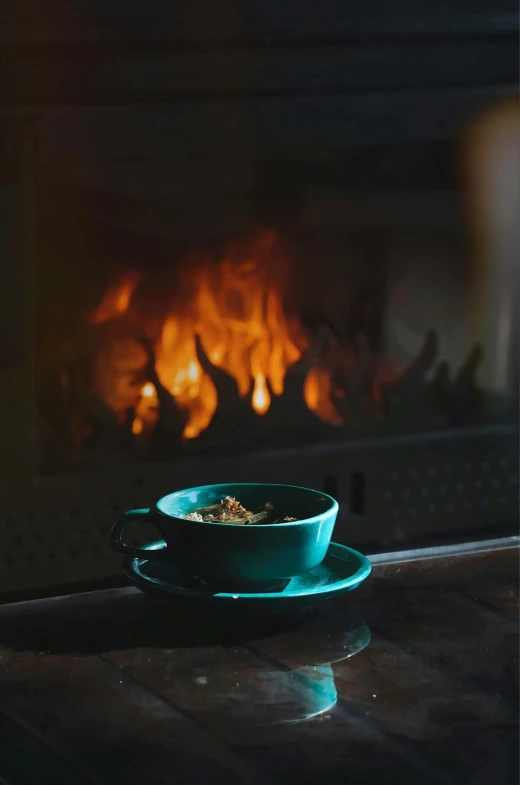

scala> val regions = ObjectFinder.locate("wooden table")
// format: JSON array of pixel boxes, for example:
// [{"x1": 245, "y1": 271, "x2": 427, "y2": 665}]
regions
[{"x1": 0, "y1": 538, "x2": 518, "y2": 785}]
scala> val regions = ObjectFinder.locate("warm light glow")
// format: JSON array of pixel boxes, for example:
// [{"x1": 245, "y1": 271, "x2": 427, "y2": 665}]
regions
[{"x1": 464, "y1": 99, "x2": 520, "y2": 394}]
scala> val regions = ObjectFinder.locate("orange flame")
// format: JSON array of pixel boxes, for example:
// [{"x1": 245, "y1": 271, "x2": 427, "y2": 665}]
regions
[
  {"x1": 132, "y1": 382, "x2": 159, "y2": 437},
  {"x1": 304, "y1": 367, "x2": 343, "y2": 425},
  {"x1": 89, "y1": 272, "x2": 141, "y2": 325},
  {"x1": 155, "y1": 317, "x2": 218, "y2": 439},
  {"x1": 88, "y1": 230, "x2": 360, "y2": 439},
  {"x1": 153, "y1": 230, "x2": 304, "y2": 438}
]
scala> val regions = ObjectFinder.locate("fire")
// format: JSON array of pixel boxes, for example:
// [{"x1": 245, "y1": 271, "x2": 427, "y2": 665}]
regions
[
  {"x1": 304, "y1": 367, "x2": 343, "y2": 425},
  {"x1": 142, "y1": 382, "x2": 156, "y2": 398},
  {"x1": 154, "y1": 231, "x2": 304, "y2": 438},
  {"x1": 131, "y1": 417, "x2": 144, "y2": 435},
  {"x1": 132, "y1": 382, "x2": 159, "y2": 437},
  {"x1": 90, "y1": 230, "x2": 309, "y2": 440},
  {"x1": 252, "y1": 373, "x2": 270, "y2": 415},
  {"x1": 155, "y1": 317, "x2": 218, "y2": 439},
  {"x1": 83, "y1": 229, "x2": 399, "y2": 440},
  {"x1": 89, "y1": 272, "x2": 141, "y2": 325}
]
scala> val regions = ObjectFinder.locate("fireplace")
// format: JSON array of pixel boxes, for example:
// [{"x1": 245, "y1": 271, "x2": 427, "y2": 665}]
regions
[
  {"x1": 32, "y1": 159, "x2": 518, "y2": 469},
  {"x1": 0, "y1": 1, "x2": 518, "y2": 598}
]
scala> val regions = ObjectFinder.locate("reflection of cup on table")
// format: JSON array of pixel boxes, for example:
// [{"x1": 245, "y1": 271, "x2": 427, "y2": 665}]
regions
[
  {"x1": 183, "y1": 617, "x2": 370, "y2": 727},
  {"x1": 257, "y1": 663, "x2": 337, "y2": 724},
  {"x1": 262, "y1": 618, "x2": 372, "y2": 725}
]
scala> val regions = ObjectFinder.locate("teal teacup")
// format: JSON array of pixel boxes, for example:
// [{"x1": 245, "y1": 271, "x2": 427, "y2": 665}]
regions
[{"x1": 110, "y1": 483, "x2": 338, "y2": 587}]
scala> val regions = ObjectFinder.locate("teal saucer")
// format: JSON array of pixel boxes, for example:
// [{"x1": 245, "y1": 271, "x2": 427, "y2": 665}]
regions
[{"x1": 123, "y1": 541, "x2": 371, "y2": 613}]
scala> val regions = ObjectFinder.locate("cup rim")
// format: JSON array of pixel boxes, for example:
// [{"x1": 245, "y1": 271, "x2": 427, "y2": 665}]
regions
[{"x1": 155, "y1": 482, "x2": 339, "y2": 528}]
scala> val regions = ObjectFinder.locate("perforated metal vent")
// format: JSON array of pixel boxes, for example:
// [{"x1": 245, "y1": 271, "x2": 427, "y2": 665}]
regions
[{"x1": 384, "y1": 456, "x2": 517, "y2": 522}]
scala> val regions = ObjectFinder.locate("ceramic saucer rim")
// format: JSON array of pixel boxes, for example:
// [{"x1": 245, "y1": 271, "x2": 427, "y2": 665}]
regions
[{"x1": 124, "y1": 541, "x2": 371, "y2": 601}]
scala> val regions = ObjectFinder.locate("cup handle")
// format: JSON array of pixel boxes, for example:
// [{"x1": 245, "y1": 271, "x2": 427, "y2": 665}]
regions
[{"x1": 110, "y1": 508, "x2": 168, "y2": 561}]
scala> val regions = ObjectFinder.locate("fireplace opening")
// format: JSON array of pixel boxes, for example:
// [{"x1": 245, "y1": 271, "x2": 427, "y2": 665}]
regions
[
  {"x1": 36, "y1": 223, "x2": 383, "y2": 467},
  {"x1": 34, "y1": 134, "x2": 517, "y2": 473}
]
